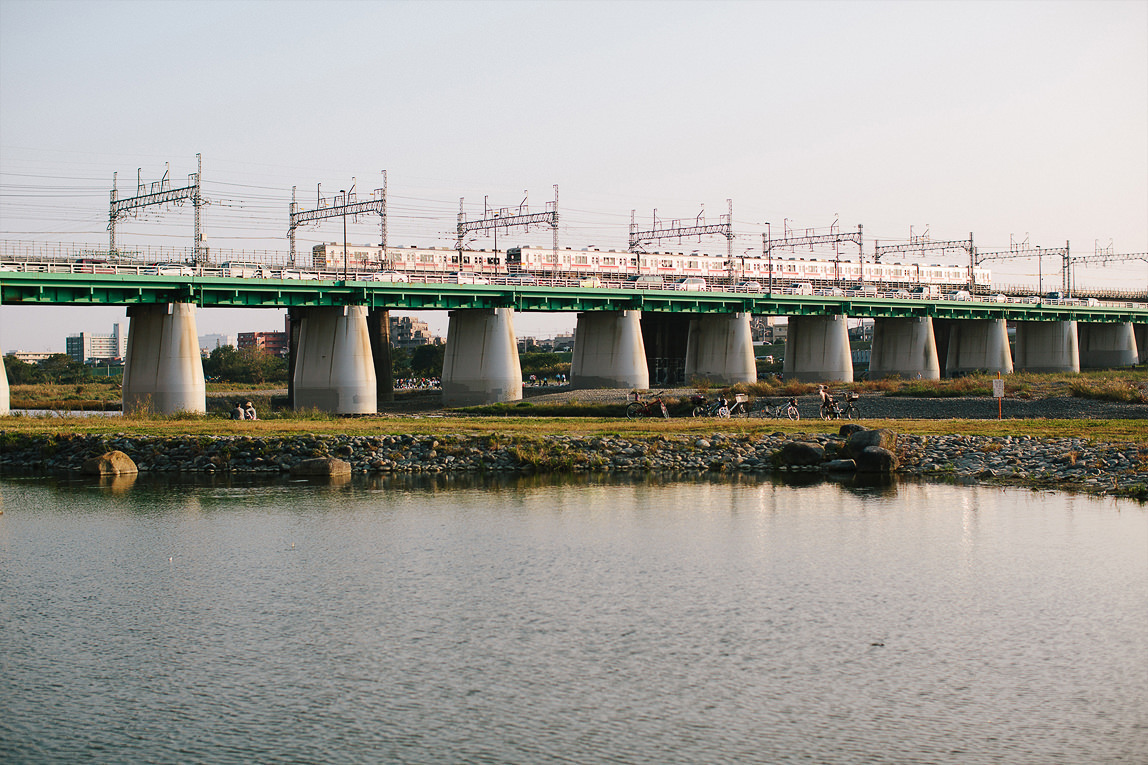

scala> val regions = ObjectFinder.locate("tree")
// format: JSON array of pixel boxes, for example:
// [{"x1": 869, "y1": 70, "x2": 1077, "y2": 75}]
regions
[
  {"x1": 36, "y1": 354, "x2": 90, "y2": 384},
  {"x1": 410, "y1": 344, "x2": 445, "y2": 378},
  {"x1": 202, "y1": 345, "x2": 287, "y2": 384},
  {"x1": 4, "y1": 354, "x2": 46, "y2": 385}
]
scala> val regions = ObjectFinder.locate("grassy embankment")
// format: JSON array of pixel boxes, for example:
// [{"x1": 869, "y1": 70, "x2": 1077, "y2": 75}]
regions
[
  {"x1": 2, "y1": 412, "x2": 1145, "y2": 446},
  {"x1": 3, "y1": 369, "x2": 1145, "y2": 445}
]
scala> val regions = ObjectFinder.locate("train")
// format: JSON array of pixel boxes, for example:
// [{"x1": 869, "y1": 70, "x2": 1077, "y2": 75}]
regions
[{"x1": 311, "y1": 243, "x2": 992, "y2": 290}]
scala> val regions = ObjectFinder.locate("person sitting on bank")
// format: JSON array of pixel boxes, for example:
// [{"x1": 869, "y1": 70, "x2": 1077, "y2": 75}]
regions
[
  {"x1": 244, "y1": 401, "x2": 257, "y2": 420},
  {"x1": 231, "y1": 402, "x2": 246, "y2": 420}
]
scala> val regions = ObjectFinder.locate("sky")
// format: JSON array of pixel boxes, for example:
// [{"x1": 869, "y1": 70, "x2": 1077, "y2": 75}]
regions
[{"x1": 1, "y1": 0, "x2": 1146, "y2": 352}]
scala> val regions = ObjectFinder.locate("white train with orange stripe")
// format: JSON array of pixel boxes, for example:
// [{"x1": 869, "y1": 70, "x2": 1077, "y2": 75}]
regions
[{"x1": 311, "y1": 243, "x2": 990, "y2": 289}]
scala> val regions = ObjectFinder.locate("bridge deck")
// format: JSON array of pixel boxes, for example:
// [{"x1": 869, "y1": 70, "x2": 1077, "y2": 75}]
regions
[{"x1": 2, "y1": 272, "x2": 1147, "y2": 323}]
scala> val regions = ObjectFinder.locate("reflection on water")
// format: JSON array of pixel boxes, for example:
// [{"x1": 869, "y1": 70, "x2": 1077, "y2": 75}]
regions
[{"x1": 0, "y1": 473, "x2": 1145, "y2": 764}]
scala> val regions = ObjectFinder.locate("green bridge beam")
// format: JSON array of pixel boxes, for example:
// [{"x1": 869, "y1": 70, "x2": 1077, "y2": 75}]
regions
[{"x1": 2, "y1": 272, "x2": 1147, "y2": 323}]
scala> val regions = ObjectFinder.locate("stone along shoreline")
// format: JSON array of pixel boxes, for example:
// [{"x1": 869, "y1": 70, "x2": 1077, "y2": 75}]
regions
[{"x1": 3, "y1": 426, "x2": 1146, "y2": 499}]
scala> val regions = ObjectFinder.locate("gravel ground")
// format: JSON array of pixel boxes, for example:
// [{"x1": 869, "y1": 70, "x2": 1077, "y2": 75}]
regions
[{"x1": 518, "y1": 386, "x2": 1148, "y2": 420}]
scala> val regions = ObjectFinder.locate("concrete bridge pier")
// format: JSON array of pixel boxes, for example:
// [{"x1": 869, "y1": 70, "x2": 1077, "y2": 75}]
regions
[
  {"x1": 1013, "y1": 320, "x2": 1079, "y2": 373},
  {"x1": 442, "y1": 307, "x2": 522, "y2": 406},
  {"x1": 783, "y1": 314, "x2": 854, "y2": 383},
  {"x1": 571, "y1": 310, "x2": 649, "y2": 389},
  {"x1": 122, "y1": 302, "x2": 207, "y2": 414},
  {"x1": 367, "y1": 308, "x2": 394, "y2": 404},
  {"x1": 684, "y1": 312, "x2": 756, "y2": 385},
  {"x1": 293, "y1": 305, "x2": 378, "y2": 414},
  {"x1": 943, "y1": 319, "x2": 1014, "y2": 376},
  {"x1": 1137, "y1": 324, "x2": 1148, "y2": 364},
  {"x1": 868, "y1": 317, "x2": 941, "y2": 380},
  {"x1": 0, "y1": 348, "x2": 9, "y2": 414},
  {"x1": 1078, "y1": 322, "x2": 1139, "y2": 369}
]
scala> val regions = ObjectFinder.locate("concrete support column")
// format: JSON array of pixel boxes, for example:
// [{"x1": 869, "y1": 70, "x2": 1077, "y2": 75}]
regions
[
  {"x1": 1136, "y1": 324, "x2": 1148, "y2": 364},
  {"x1": 293, "y1": 305, "x2": 378, "y2": 414},
  {"x1": 441, "y1": 307, "x2": 522, "y2": 406},
  {"x1": 367, "y1": 308, "x2": 394, "y2": 403},
  {"x1": 869, "y1": 316, "x2": 941, "y2": 380},
  {"x1": 0, "y1": 350, "x2": 9, "y2": 415},
  {"x1": 1013, "y1": 320, "x2": 1078, "y2": 374},
  {"x1": 945, "y1": 319, "x2": 1014, "y2": 377},
  {"x1": 121, "y1": 303, "x2": 206, "y2": 415},
  {"x1": 684, "y1": 312, "x2": 756, "y2": 385},
  {"x1": 783, "y1": 314, "x2": 853, "y2": 383},
  {"x1": 570, "y1": 310, "x2": 650, "y2": 389},
  {"x1": 1079, "y1": 322, "x2": 1139, "y2": 369}
]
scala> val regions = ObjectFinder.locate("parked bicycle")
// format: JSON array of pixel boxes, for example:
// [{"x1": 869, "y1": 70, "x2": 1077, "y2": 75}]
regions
[
  {"x1": 840, "y1": 392, "x2": 860, "y2": 419},
  {"x1": 752, "y1": 396, "x2": 801, "y2": 420},
  {"x1": 626, "y1": 391, "x2": 670, "y2": 420},
  {"x1": 690, "y1": 394, "x2": 731, "y2": 418}
]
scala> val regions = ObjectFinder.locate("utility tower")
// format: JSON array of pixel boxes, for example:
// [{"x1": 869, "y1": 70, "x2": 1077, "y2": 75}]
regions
[
  {"x1": 763, "y1": 219, "x2": 863, "y2": 288},
  {"x1": 875, "y1": 230, "x2": 976, "y2": 289},
  {"x1": 629, "y1": 200, "x2": 733, "y2": 272},
  {"x1": 456, "y1": 186, "x2": 558, "y2": 271},
  {"x1": 108, "y1": 154, "x2": 206, "y2": 263},
  {"x1": 288, "y1": 172, "x2": 387, "y2": 268}
]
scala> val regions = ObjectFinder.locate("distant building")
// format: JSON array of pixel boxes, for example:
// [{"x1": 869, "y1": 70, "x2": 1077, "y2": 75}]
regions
[
  {"x1": 848, "y1": 320, "x2": 874, "y2": 341},
  {"x1": 751, "y1": 317, "x2": 788, "y2": 343},
  {"x1": 10, "y1": 351, "x2": 57, "y2": 364},
  {"x1": 199, "y1": 334, "x2": 237, "y2": 356},
  {"x1": 238, "y1": 331, "x2": 289, "y2": 358},
  {"x1": 390, "y1": 315, "x2": 440, "y2": 348},
  {"x1": 518, "y1": 333, "x2": 575, "y2": 353},
  {"x1": 66, "y1": 323, "x2": 127, "y2": 364}
]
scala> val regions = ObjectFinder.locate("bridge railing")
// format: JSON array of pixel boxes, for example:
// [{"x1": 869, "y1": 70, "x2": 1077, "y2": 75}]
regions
[{"x1": 2, "y1": 256, "x2": 1144, "y2": 308}]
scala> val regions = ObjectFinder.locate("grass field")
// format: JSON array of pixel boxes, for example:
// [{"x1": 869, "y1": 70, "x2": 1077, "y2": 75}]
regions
[{"x1": 2, "y1": 411, "x2": 1145, "y2": 446}]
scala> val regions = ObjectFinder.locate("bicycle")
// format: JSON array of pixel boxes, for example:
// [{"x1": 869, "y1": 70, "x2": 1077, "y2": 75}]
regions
[
  {"x1": 840, "y1": 392, "x2": 860, "y2": 419},
  {"x1": 753, "y1": 396, "x2": 801, "y2": 420},
  {"x1": 626, "y1": 392, "x2": 670, "y2": 420},
  {"x1": 689, "y1": 394, "x2": 731, "y2": 418},
  {"x1": 728, "y1": 394, "x2": 750, "y2": 417},
  {"x1": 819, "y1": 398, "x2": 842, "y2": 420}
]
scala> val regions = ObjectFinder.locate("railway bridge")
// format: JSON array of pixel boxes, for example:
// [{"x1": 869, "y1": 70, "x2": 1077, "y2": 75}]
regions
[{"x1": 2, "y1": 271, "x2": 1146, "y2": 414}]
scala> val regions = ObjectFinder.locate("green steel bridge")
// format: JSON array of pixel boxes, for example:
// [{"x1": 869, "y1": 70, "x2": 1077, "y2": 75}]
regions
[{"x1": 4, "y1": 271, "x2": 1148, "y2": 324}]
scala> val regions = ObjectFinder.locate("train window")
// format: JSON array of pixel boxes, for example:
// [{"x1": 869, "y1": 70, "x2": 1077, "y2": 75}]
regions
[
  {"x1": 574, "y1": 255, "x2": 589, "y2": 265},
  {"x1": 603, "y1": 256, "x2": 615, "y2": 266}
]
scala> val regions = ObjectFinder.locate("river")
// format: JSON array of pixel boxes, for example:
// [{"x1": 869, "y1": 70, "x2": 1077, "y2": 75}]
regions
[{"x1": 1, "y1": 473, "x2": 1145, "y2": 764}]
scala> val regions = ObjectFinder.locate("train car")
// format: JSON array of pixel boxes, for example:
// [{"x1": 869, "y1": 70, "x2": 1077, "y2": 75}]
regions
[{"x1": 310, "y1": 242, "x2": 991, "y2": 290}]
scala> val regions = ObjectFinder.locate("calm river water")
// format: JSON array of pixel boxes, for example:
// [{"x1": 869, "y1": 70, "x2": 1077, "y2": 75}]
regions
[{"x1": 1, "y1": 473, "x2": 1145, "y2": 764}]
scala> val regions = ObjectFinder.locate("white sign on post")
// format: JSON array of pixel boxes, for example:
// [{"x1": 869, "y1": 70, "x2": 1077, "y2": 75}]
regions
[{"x1": 992, "y1": 379, "x2": 1005, "y2": 399}]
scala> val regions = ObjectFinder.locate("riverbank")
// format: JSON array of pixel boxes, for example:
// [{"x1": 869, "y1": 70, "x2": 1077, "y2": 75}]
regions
[{"x1": 3, "y1": 427, "x2": 1146, "y2": 500}]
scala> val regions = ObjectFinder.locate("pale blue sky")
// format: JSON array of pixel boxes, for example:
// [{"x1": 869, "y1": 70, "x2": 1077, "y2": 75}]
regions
[{"x1": 2, "y1": 0, "x2": 1146, "y2": 350}]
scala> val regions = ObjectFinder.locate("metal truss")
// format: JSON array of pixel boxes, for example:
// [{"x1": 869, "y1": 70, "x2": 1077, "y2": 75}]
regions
[
  {"x1": 629, "y1": 200, "x2": 733, "y2": 268},
  {"x1": 874, "y1": 232, "x2": 978, "y2": 289},
  {"x1": 1067, "y1": 248, "x2": 1147, "y2": 296},
  {"x1": 108, "y1": 154, "x2": 206, "y2": 263},
  {"x1": 288, "y1": 175, "x2": 386, "y2": 267},
  {"x1": 976, "y1": 242, "x2": 1070, "y2": 293},
  {"x1": 455, "y1": 186, "x2": 559, "y2": 265},
  {"x1": 875, "y1": 236, "x2": 974, "y2": 261}
]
